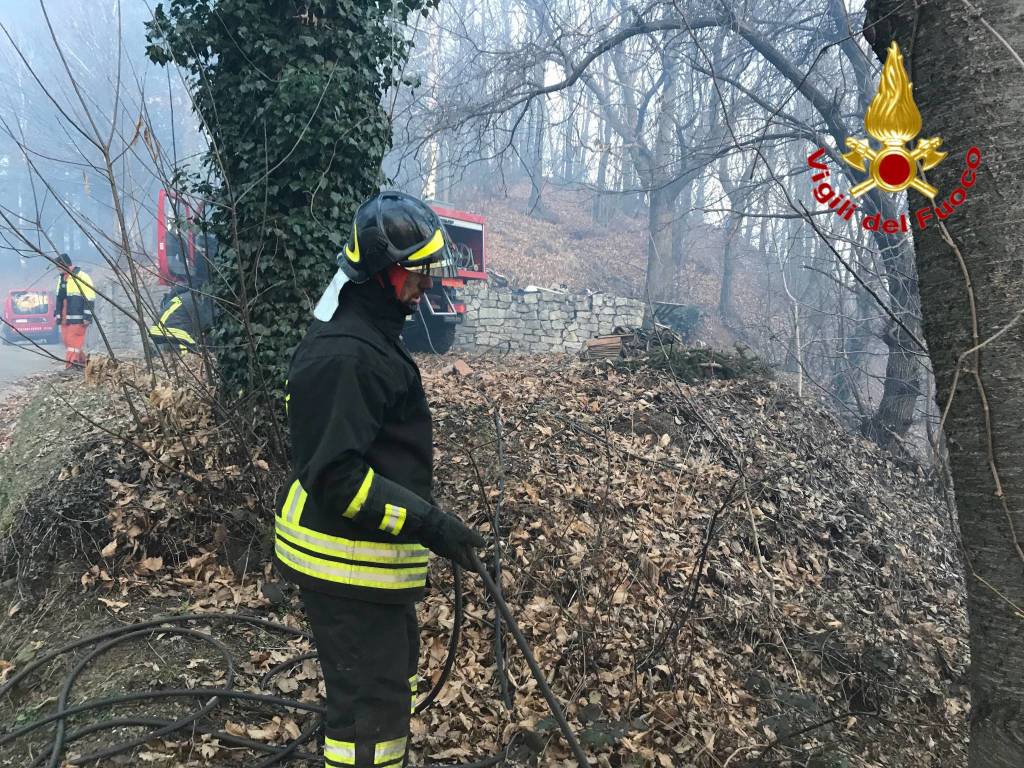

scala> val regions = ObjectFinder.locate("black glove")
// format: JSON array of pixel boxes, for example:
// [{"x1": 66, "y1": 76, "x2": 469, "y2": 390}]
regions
[{"x1": 413, "y1": 507, "x2": 485, "y2": 571}]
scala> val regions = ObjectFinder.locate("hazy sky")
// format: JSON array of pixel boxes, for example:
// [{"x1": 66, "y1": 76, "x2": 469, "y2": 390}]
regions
[{"x1": 0, "y1": 0, "x2": 199, "y2": 290}]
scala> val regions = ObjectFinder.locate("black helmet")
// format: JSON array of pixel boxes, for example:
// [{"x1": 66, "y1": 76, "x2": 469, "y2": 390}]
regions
[
  {"x1": 338, "y1": 191, "x2": 452, "y2": 282},
  {"x1": 56, "y1": 253, "x2": 72, "y2": 267}
]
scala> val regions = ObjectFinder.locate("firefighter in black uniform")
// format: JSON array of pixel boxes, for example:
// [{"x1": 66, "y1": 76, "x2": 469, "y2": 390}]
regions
[
  {"x1": 276, "y1": 191, "x2": 484, "y2": 768},
  {"x1": 148, "y1": 282, "x2": 215, "y2": 353}
]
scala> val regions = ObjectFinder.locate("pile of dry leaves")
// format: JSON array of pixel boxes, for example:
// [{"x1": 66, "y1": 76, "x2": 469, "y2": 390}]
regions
[
  {"x1": 410, "y1": 353, "x2": 967, "y2": 767},
  {"x1": 0, "y1": 355, "x2": 277, "y2": 589},
  {"x1": 1, "y1": 351, "x2": 968, "y2": 767}
]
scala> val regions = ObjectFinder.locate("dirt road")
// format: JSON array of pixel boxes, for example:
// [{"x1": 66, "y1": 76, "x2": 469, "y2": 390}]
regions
[{"x1": 0, "y1": 340, "x2": 63, "y2": 395}]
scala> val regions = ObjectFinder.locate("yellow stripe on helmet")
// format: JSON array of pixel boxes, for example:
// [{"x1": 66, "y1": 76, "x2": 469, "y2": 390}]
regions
[
  {"x1": 344, "y1": 221, "x2": 360, "y2": 264},
  {"x1": 405, "y1": 228, "x2": 444, "y2": 262}
]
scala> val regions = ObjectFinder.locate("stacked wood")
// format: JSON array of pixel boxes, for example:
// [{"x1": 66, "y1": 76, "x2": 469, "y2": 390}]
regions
[{"x1": 581, "y1": 334, "x2": 628, "y2": 359}]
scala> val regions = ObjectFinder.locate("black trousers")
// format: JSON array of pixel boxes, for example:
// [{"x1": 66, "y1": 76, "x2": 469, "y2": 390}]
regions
[{"x1": 301, "y1": 589, "x2": 419, "y2": 768}]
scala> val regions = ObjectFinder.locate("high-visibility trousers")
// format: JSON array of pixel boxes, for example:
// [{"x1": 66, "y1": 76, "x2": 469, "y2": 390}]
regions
[
  {"x1": 60, "y1": 323, "x2": 87, "y2": 368},
  {"x1": 300, "y1": 589, "x2": 419, "y2": 768}
]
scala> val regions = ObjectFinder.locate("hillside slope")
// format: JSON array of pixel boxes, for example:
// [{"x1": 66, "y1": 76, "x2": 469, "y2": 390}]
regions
[
  {"x1": 466, "y1": 184, "x2": 781, "y2": 348},
  {"x1": 420, "y1": 353, "x2": 966, "y2": 767},
  {"x1": 0, "y1": 353, "x2": 967, "y2": 767}
]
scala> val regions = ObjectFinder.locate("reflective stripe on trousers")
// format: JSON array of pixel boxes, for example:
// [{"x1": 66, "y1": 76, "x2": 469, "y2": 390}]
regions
[
  {"x1": 324, "y1": 737, "x2": 406, "y2": 768},
  {"x1": 301, "y1": 590, "x2": 418, "y2": 768},
  {"x1": 61, "y1": 324, "x2": 87, "y2": 366},
  {"x1": 325, "y1": 737, "x2": 355, "y2": 766}
]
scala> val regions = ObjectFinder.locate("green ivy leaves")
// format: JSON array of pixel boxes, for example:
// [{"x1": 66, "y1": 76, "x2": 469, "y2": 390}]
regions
[{"x1": 145, "y1": 0, "x2": 430, "y2": 404}]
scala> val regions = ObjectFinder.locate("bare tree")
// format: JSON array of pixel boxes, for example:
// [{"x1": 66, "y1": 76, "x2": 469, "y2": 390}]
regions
[
  {"x1": 863, "y1": 1, "x2": 1024, "y2": 764},
  {"x1": 390, "y1": 0, "x2": 934, "y2": 452}
]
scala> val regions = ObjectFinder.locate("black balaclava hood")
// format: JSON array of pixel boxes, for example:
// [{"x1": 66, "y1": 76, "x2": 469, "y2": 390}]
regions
[{"x1": 336, "y1": 273, "x2": 409, "y2": 341}]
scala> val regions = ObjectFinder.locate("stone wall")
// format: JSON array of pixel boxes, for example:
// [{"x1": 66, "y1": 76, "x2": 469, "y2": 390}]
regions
[
  {"x1": 88, "y1": 280, "x2": 646, "y2": 358},
  {"x1": 90, "y1": 279, "x2": 150, "y2": 357},
  {"x1": 452, "y1": 284, "x2": 645, "y2": 354}
]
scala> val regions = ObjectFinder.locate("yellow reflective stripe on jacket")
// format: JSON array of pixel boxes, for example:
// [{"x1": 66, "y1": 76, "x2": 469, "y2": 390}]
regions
[
  {"x1": 148, "y1": 325, "x2": 197, "y2": 345},
  {"x1": 324, "y1": 737, "x2": 355, "y2": 765},
  {"x1": 159, "y1": 297, "x2": 183, "y2": 325},
  {"x1": 374, "y1": 736, "x2": 407, "y2": 765},
  {"x1": 344, "y1": 468, "x2": 374, "y2": 518},
  {"x1": 284, "y1": 378, "x2": 290, "y2": 416},
  {"x1": 275, "y1": 516, "x2": 428, "y2": 564},
  {"x1": 279, "y1": 480, "x2": 308, "y2": 524},
  {"x1": 409, "y1": 674, "x2": 418, "y2": 714},
  {"x1": 280, "y1": 480, "x2": 299, "y2": 519},
  {"x1": 275, "y1": 538, "x2": 427, "y2": 589},
  {"x1": 379, "y1": 504, "x2": 407, "y2": 535},
  {"x1": 149, "y1": 297, "x2": 197, "y2": 345}
]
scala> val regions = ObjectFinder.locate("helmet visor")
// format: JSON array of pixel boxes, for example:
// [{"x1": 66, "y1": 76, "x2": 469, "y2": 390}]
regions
[
  {"x1": 407, "y1": 258, "x2": 455, "y2": 278},
  {"x1": 398, "y1": 220, "x2": 456, "y2": 276}
]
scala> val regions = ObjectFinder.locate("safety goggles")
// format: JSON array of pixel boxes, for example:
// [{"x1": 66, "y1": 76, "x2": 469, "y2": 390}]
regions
[{"x1": 405, "y1": 257, "x2": 455, "y2": 278}]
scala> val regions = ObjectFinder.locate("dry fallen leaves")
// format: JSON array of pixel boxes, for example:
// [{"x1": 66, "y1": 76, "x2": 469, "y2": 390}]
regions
[{"x1": 34, "y1": 347, "x2": 966, "y2": 767}]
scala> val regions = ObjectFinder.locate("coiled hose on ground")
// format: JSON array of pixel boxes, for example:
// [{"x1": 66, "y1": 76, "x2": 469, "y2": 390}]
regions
[{"x1": 0, "y1": 558, "x2": 591, "y2": 767}]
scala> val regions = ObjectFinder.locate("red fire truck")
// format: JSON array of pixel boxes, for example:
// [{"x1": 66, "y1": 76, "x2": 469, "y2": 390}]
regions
[
  {"x1": 155, "y1": 191, "x2": 486, "y2": 353},
  {"x1": 156, "y1": 189, "x2": 213, "y2": 287},
  {"x1": 403, "y1": 203, "x2": 486, "y2": 353}
]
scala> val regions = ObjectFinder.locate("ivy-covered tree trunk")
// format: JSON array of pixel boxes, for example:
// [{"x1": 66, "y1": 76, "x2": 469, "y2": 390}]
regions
[
  {"x1": 863, "y1": 2, "x2": 1024, "y2": 765},
  {"x1": 146, "y1": 0, "x2": 433, "y2": 408}
]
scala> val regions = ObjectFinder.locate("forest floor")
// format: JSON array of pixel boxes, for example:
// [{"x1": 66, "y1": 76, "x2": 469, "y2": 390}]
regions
[{"x1": 0, "y1": 348, "x2": 968, "y2": 767}]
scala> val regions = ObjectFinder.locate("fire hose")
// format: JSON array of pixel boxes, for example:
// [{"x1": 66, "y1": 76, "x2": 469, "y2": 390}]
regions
[
  {"x1": 0, "y1": 556, "x2": 592, "y2": 767},
  {"x1": 466, "y1": 550, "x2": 592, "y2": 767}
]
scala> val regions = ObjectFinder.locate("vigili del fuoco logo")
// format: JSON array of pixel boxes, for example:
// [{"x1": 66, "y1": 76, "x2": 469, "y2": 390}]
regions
[{"x1": 807, "y1": 41, "x2": 980, "y2": 232}]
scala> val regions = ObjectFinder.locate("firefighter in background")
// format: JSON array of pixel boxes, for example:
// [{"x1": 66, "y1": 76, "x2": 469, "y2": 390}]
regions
[
  {"x1": 53, "y1": 253, "x2": 95, "y2": 369},
  {"x1": 148, "y1": 281, "x2": 215, "y2": 353},
  {"x1": 277, "y1": 191, "x2": 484, "y2": 768}
]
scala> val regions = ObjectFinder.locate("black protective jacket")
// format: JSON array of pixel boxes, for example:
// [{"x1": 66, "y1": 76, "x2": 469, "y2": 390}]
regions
[
  {"x1": 275, "y1": 278, "x2": 434, "y2": 604},
  {"x1": 149, "y1": 286, "x2": 215, "y2": 349}
]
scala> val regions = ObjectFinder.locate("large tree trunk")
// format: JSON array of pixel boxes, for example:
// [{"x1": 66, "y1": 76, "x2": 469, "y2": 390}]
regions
[
  {"x1": 861, "y1": 321, "x2": 921, "y2": 446},
  {"x1": 671, "y1": 178, "x2": 693, "y2": 295},
  {"x1": 864, "y1": 2, "x2": 1024, "y2": 765},
  {"x1": 860, "y1": 223, "x2": 924, "y2": 449},
  {"x1": 832, "y1": 278, "x2": 873, "y2": 422},
  {"x1": 524, "y1": 0, "x2": 550, "y2": 219},
  {"x1": 717, "y1": 154, "x2": 756, "y2": 324},
  {"x1": 644, "y1": 186, "x2": 677, "y2": 306},
  {"x1": 642, "y1": 54, "x2": 679, "y2": 314},
  {"x1": 525, "y1": 99, "x2": 547, "y2": 217}
]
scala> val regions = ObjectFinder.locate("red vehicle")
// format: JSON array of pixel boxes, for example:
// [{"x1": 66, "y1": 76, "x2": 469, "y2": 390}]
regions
[
  {"x1": 156, "y1": 189, "x2": 213, "y2": 287},
  {"x1": 402, "y1": 203, "x2": 487, "y2": 353},
  {"x1": 1, "y1": 289, "x2": 59, "y2": 345}
]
